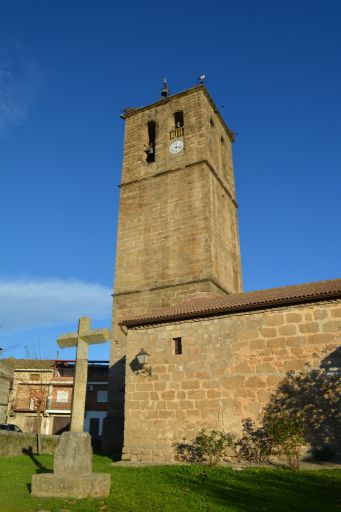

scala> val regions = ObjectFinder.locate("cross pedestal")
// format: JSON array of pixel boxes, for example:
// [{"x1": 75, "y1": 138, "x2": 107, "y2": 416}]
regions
[{"x1": 31, "y1": 317, "x2": 111, "y2": 499}]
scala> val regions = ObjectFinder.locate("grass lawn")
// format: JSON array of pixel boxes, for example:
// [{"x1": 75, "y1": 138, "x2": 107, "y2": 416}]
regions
[{"x1": 0, "y1": 454, "x2": 340, "y2": 512}]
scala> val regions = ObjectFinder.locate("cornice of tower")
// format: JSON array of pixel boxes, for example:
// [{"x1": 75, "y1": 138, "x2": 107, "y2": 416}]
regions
[{"x1": 121, "y1": 84, "x2": 235, "y2": 143}]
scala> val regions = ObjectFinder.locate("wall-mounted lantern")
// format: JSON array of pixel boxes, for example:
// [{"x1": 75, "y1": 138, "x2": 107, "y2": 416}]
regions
[{"x1": 135, "y1": 348, "x2": 151, "y2": 377}]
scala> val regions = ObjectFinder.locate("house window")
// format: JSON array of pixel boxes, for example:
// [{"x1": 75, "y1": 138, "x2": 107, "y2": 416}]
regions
[
  {"x1": 97, "y1": 390, "x2": 108, "y2": 403},
  {"x1": 56, "y1": 390, "x2": 69, "y2": 403},
  {"x1": 174, "y1": 337, "x2": 182, "y2": 355},
  {"x1": 30, "y1": 373, "x2": 40, "y2": 381}
]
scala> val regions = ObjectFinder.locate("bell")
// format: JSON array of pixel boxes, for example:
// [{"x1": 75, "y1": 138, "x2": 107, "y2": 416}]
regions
[
  {"x1": 144, "y1": 145, "x2": 154, "y2": 155},
  {"x1": 161, "y1": 78, "x2": 168, "y2": 98}
]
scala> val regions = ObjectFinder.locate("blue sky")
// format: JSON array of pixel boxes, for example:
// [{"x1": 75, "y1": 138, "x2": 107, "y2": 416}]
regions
[{"x1": 0, "y1": 0, "x2": 340, "y2": 360}]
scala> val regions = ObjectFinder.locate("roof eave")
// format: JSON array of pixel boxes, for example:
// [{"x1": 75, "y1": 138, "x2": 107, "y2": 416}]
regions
[{"x1": 120, "y1": 291, "x2": 341, "y2": 328}]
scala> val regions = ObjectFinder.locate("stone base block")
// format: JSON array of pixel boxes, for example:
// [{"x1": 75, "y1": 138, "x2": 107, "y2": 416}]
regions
[{"x1": 31, "y1": 472, "x2": 111, "y2": 498}]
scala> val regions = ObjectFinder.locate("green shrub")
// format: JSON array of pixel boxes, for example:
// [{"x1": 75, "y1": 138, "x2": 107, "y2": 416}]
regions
[
  {"x1": 237, "y1": 413, "x2": 307, "y2": 470},
  {"x1": 175, "y1": 429, "x2": 234, "y2": 465},
  {"x1": 264, "y1": 411, "x2": 307, "y2": 470},
  {"x1": 236, "y1": 418, "x2": 273, "y2": 463}
]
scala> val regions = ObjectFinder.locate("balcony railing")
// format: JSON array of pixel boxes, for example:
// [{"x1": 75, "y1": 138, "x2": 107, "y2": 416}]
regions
[
  {"x1": 12, "y1": 399, "x2": 71, "y2": 412},
  {"x1": 169, "y1": 126, "x2": 184, "y2": 140}
]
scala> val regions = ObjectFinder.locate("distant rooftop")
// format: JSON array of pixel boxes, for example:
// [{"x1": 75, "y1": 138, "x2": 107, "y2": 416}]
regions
[{"x1": 0, "y1": 359, "x2": 109, "y2": 369}]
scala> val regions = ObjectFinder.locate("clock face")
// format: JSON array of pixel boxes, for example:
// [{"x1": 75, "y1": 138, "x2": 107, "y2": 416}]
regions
[{"x1": 169, "y1": 140, "x2": 184, "y2": 154}]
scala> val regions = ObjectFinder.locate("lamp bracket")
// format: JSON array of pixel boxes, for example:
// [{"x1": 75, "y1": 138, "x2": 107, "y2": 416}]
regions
[{"x1": 135, "y1": 366, "x2": 152, "y2": 377}]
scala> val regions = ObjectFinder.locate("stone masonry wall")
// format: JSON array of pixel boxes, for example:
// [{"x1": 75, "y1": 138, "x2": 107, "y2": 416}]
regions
[
  {"x1": 0, "y1": 431, "x2": 58, "y2": 456},
  {"x1": 120, "y1": 87, "x2": 235, "y2": 192},
  {"x1": 104, "y1": 279, "x2": 227, "y2": 454},
  {"x1": 122, "y1": 299, "x2": 341, "y2": 462},
  {"x1": 104, "y1": 87, "x2": 242, "y2": 453},
  {"x1": 115, "y1": 164, "x2": 212, "y2": 294},
  {"x1": 209, "y1": 170, "x2": 242, "y2": 294}
]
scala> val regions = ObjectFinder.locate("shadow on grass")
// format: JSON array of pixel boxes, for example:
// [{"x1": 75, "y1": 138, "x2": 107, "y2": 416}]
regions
[
  {"x1": 163, "y1": 466, "x2": 341, "y2": 512},
  {"x1": 22, "y1": 447, "x2": 52, "y2": 474},
  {"x1": 22, "y1": 447, "x2": 53, "y2": 496}
]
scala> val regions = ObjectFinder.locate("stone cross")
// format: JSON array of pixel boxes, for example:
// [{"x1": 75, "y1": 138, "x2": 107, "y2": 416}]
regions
[{"x1": 57, "y1": 317, "x2": 110, "y2": 432}]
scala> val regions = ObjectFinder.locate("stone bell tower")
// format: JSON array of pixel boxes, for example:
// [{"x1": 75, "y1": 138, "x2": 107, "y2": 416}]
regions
[{"x1": 102, "y1": 83, "x2": 242, "y2": 454}]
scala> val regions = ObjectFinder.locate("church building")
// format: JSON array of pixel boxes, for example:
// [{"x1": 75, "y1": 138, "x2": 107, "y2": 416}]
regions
[{"x1": 102, "y1": 84, "x2": 341, "y2": 461}]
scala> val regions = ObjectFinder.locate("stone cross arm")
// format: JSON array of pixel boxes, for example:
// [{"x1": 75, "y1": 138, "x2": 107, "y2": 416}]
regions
[
  {"x1": 57, "y1": 328, "x2": 110, "y2": 348},
  {"x1": 56, "y1": 317, "x2": 111, "y2": 433}
]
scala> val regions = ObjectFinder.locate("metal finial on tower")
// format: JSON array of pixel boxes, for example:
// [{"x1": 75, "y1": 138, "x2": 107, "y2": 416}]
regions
[
  {"x1": 161, "y1": 78, "x2": 168, "y2": 98},
  {"x1": 198, "y1": 74, "x2": 206, "y2": 84}
]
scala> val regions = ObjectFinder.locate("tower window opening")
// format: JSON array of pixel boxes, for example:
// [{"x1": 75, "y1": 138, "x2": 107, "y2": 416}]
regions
[
  {"x1": 170, "y1": 111, "x2": 184, "y2": 140},
  {"x1": 146, "y1": 121, "x2": 156, "y2": 163},
  {"x1": 174, "y1": 337, "x2": 182, "y2": 355},
  {"x1": 210, "y1": 117, "x2": 215, "y2": 128},
  {"x1": 174, "y1": 111, "x2": 184, "y2": 128}
]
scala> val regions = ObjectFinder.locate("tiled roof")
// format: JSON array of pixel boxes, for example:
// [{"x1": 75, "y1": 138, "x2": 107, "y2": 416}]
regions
[
  {"x1": 120, "y1": 278, "x2": 341, "y2": 327},
  {"x1": 1, "y1": 359, "x2": 56, "y2": 370}
]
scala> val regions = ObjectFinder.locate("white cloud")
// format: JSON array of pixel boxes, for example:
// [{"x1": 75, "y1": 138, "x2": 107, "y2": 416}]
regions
[
  {"x1": 0, "y1": 40, "x2": 43, "y2": 135},
  {"x1": 0, "y1": 278, "x2": 112, "y2": 334}
]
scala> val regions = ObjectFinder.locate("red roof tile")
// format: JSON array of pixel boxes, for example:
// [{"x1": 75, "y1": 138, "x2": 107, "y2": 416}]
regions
[{"x1": 120, "y1": 278, "x2": 341, "y2": 327}]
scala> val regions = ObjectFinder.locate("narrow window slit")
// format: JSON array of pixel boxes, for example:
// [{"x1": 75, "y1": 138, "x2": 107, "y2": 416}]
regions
[
  {"x1": 146, "y1": 121, "x2": 156, "y2": 163},
  {"x1": 174, "y1": 337, "x2": 182, "y2": 355}
]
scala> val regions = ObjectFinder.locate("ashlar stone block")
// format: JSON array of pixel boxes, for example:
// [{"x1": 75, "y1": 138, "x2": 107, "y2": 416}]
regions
[
  {"x1": 54, "y1": 432, "x2": 92, "y2": 476},
  {"x1": 31, "y1": 473, "x2": 111, "y2": 499},
  {"x1": 31, "y1": 432, "x2": 111, "y2": 499}
]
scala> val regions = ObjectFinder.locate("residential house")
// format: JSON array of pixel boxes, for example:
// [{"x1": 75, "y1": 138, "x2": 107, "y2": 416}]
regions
[{"x1": 4, "y1": 359, "x2": 108, "y2": 439}]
